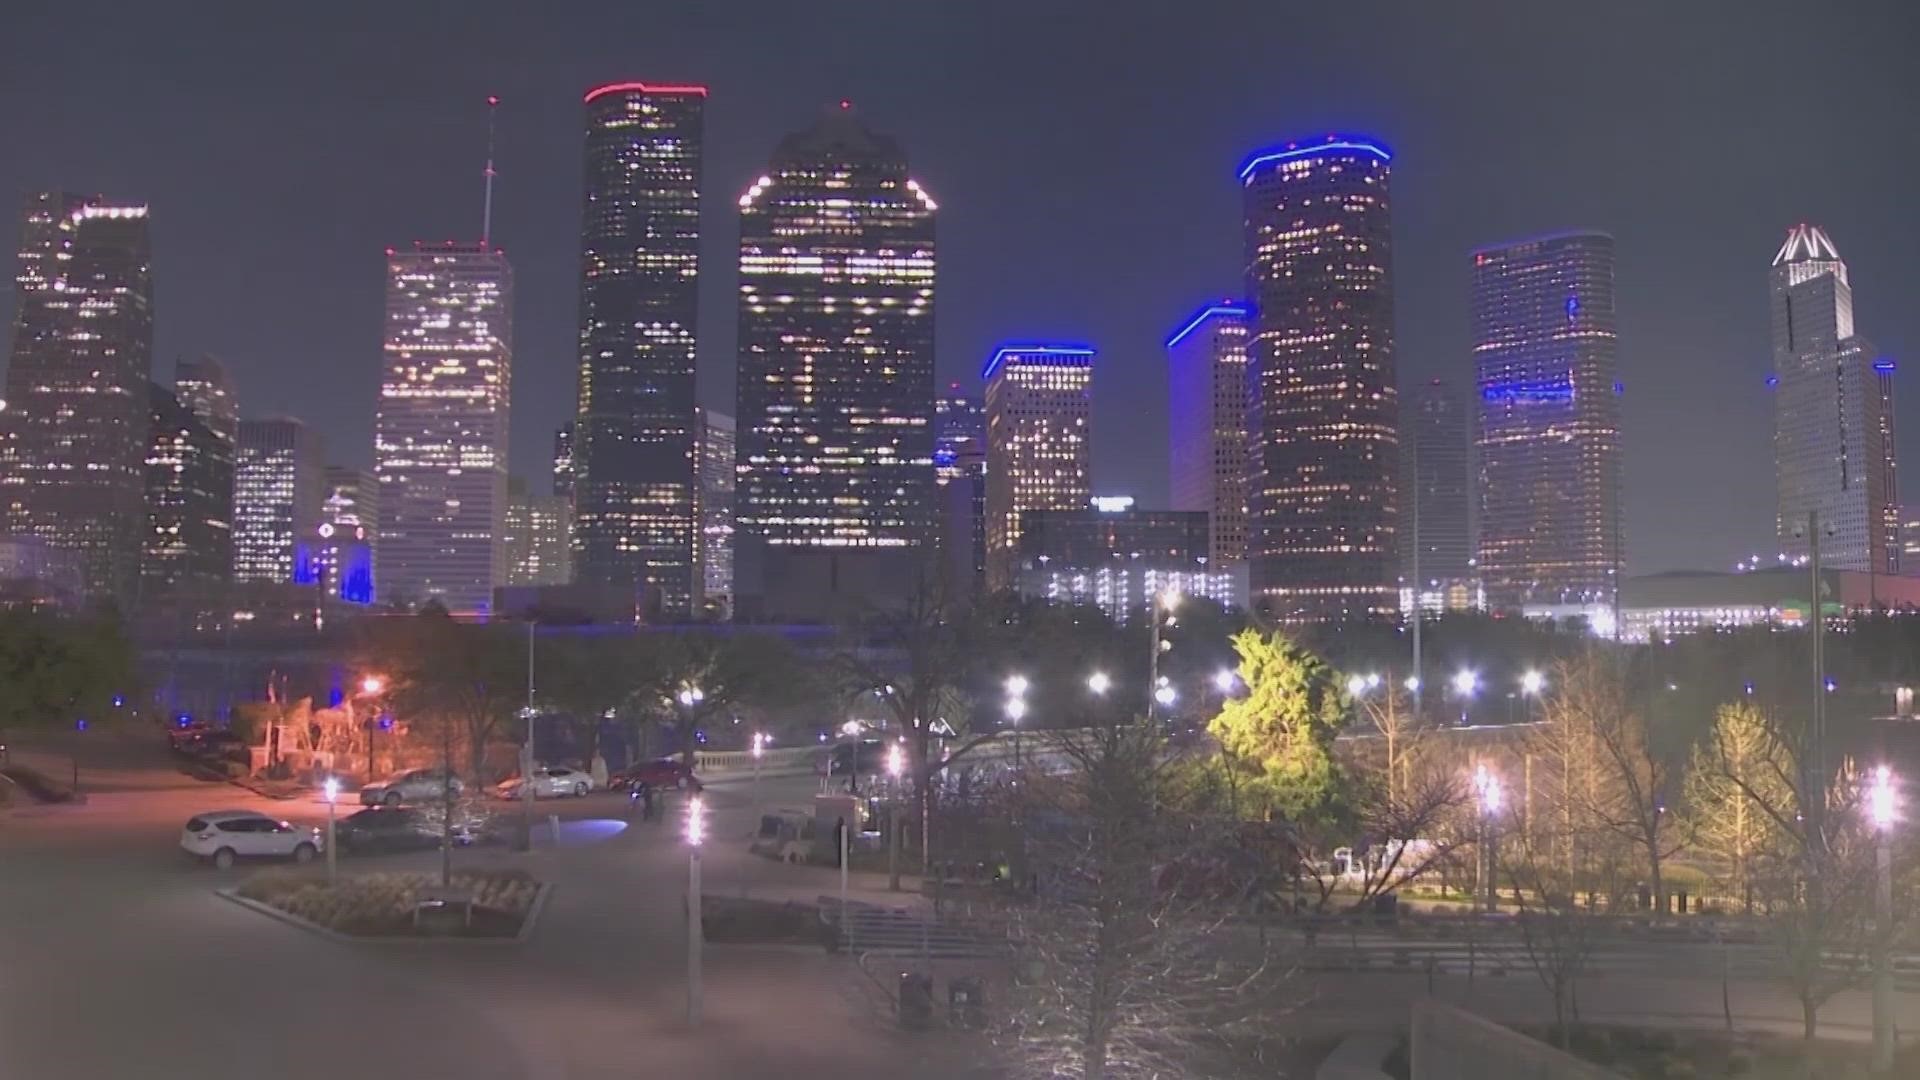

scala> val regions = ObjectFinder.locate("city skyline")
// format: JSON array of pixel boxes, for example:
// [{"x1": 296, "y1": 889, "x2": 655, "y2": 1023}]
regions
[{"x1": 1, "y1": 7, "x2": 1915, "y2": 578}]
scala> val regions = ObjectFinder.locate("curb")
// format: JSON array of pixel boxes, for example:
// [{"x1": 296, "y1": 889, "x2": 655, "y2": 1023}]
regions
[{"x1": 216, "y1": 881, "x2": 553, "y2": 947}]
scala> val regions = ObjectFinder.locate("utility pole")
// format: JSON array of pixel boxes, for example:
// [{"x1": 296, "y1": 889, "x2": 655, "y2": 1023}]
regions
[
  {"x1": 1410, "y1": 479, "x2": 1423, "y2": 720},
  {"x1": 522, "y1": 620, "x2": 536, "y2": 850}
]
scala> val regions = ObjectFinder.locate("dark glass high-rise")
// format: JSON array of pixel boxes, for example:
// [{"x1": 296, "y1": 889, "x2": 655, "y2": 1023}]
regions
[{"x1": 572, "y1": 82, "x2": 706, "y2": 618}]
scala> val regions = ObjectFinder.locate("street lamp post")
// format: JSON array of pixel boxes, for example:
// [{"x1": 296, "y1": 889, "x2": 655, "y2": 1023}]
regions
[
  {"x1": 1148, "y1": 589, "x2": 1178, "y2": 722},
  {"x1": 685, "y1": 794, "x2": 705, "y2": 1028},
  {"x1": 358, "y1": 675, "x2": 385, "y2": 782},
  {"x1": 886, "y1": 742, "x2": 905, "y2": 892},
  {"x1": 1005, "y1": 675, "x2": 1029, "y2": 770},
  {"x1": 1474, "y1": 764, "x2": 1503, "y2": 913},
  {"x1": 323, "y1": 777, "x2": 339, "y2": 884},
  {"x1": 1869, "y1": 764, "x2": 1897, "y2": 1072}
]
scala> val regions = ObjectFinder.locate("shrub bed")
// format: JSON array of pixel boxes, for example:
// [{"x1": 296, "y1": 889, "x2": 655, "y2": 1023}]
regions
[
  {"x1": 237, "y1": 868, "x2": 540, "y2": 939},
  {"x1": 701, "y1": 895, "x2": 819, "y2": 944}
]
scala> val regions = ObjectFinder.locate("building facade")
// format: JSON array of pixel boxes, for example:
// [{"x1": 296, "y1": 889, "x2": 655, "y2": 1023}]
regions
[
  {"x1": 984, "y1": 346, "x2": 1094, "y2": 590},
  {"x1": 552, "y1": 421, "x2": 575, "y2": 499},
  {"x1": 1166, "y1": 302, "x2": 1251, "y2": 566},
  {"x1": 935, "y1": 383, "x2": 986, "y2": 481},
  {"x1": 142, "y1": 383, "x2": 233, "y2": 596},
  {"x1": 1241, "y1": 137, "x2": 1399, "y2": 622},
  {"x1": 504, "y1": 477, "x2": 573, "y2": 588},
  {"x1": 572, "y1": 82, "x2": 705, "y2": 616},
  {"x1": 1014, "y1": 506, "x2": 1241, "y2": 620},
  {"x1": 1472, "y1": 232, "x2": 1622, "y2": 617},
  {"x1": 694, "y1": 407, "x2": 735, "y2": 617},
  {"x1": 173, "y1": 354, "x2": 238, "y2": 445},
  {"x1": 1, "y1": 193, "x2": 154, "y2": 601},
  {"x1": 234, "y1": 418, "x2": 324, "y2": 584},
  {"x1": 373, "y1": 242, "x2": 513, "y2": 615},
  {"x1": 299, "y1": 466, "x2": 377, "y2": 604},
  {"x1": 1405, "y1": 377, "x2": 1473, "y2": 598},
  {"x1": 1769, "y1": 224, "x2": 1898, "y2": 575},
  {"x1": 735, "y1": 104, "x2": 937, "y2": 557}
]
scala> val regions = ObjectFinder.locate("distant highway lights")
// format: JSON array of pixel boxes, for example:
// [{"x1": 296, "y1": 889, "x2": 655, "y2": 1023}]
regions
[
  {"x1": 1473, "y1": 764, "x2": 1503, "y2": 913},
  {"x1": 1869, "y1": 765, "x2": 1899, "y2": 1071},
  {"x1": 322, "y1": 777, "x2": 340, "y2": 883},
  {"x1": 685, "y1": 794, "x2": 705, "y2": 1028}
]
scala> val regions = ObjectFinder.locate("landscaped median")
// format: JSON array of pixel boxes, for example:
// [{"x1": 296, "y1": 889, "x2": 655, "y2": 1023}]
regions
[{"x1": 221, "y1": 869, "x2": 549, "y2": 943}]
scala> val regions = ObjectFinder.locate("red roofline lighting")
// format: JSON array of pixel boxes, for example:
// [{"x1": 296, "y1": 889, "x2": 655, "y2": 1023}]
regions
[{"x1": 584, "y1": 82, "x2": 709, "y2": 103}]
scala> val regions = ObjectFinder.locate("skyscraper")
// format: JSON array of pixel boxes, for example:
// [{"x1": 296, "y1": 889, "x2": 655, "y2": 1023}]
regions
[
  {"x1": 552, "y1": 421, "x2": 575, "y2": 499},
  {"x1": 1473, "y1": 232, "x2": 1622, "y2": 616},
  {"x1": 173, "y1": 354, "x2": 239, "y2": 445},
  {"x1": 735, "y1": 104, "x2": 937, "y2": 556},
  {"x1": 984, "y1": 345, "x2": 1094, "y2": 590},
  {"x1": 142, "y1": 383, "x2": 233, "y2": 596},
  {"x1": 373, "y1": 242, "x2": 513, "y2": 615},
  {"x1": 573, "y1": 82, "x2": 705, "y2": 617},
  {"x1": 504, "y1": 476, "x2": 573, "y2": 588},
  {"x1": 1166, "y1": 302, "x2": 1251, "y2": 566},
  {"x1": 303, "y1": 466, "x2": 377, "y2": 604},
  {"x1": 1241, "y1": 136, "x2": 1398, "y2": 622},
  {"x1": 1, "y1": 193, "x2": 154, "y2": 601},
  {"x1": 234, "y1": 418, "x2": 323, "y2": 584},
  {"x1": 1405, "y1": 377, "x2": 1473, "y2": 604},
  {"x1": 935, "y1": 383, "x2": 987, "y2": 596},
  {"x1": 935, "y1": 383, "x2": 985, "y2": 482},
  {"x1": 694, "y1": 408, "x2": 735, "y2": 617},
  {"x1": 1769, "y1": 224, "x2": 1898, "y2": 574}
]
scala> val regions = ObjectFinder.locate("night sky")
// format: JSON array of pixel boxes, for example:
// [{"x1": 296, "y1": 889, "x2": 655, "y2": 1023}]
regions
[{"x1": 3, "y1": 2, "x2": 1916, "y2": 576}]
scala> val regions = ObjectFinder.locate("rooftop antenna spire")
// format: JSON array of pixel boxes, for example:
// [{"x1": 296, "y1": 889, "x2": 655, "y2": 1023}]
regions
[{"x1": 481, "y1": 95, "x2": 499, "y2": 246}]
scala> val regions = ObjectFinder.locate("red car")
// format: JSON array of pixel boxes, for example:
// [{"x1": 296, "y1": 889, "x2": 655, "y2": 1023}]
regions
[{"x1": 611, "y1": 757, "x2": 701, "y2": 792}]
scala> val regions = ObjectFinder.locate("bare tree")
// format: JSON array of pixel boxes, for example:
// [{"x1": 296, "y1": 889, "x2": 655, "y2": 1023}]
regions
[
  {"x1": 1575, "y1": 653, "x2": 1689, "y2": 913},
  {"x1": 998, "y1": 720, "x2": 1290, "y2": 1080},
  {"x1": 1293, "y1": 763, "x2": 1472, "y2": 914},
  {"x1": 1502, "y1": 836, "x2": 1600, "y2": 1048}
]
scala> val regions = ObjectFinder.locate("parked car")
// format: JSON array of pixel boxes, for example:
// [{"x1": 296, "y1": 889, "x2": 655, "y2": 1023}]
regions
[
  {"x1": 610, "y1": 757, "x2": 700, "y2": 792},
  {"x1": 359, "y1": 768, "x2": 464, "y2": 807},
  {"x1": 180, "y1": 810, "x2": 322, "y2": 869},
  {"x1": 336, "y1": 806, "x2": 488, "y2": 854},
  {"x1": 183, "y1": 731, "x2": 249, "y2": 765},
  {"x1": 166, "y1": 721, "x2": 210, "y2": 751},
  {"x1": 495, "y1": 765, "x2": 593, "y2": 800}
]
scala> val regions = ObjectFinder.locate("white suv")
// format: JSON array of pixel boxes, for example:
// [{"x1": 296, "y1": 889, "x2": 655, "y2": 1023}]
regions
[{"x1": 181, "y1": 810, "x2": 323, "y2": 869}]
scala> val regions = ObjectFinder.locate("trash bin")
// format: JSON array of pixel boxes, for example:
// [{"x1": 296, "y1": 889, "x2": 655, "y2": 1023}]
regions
[
  {"x1": 949, "y1": 976, "x2": 986, "y2": 1029},
  {"x1": 899, "y1": 972, "x2": 934, "y2": 1030}
]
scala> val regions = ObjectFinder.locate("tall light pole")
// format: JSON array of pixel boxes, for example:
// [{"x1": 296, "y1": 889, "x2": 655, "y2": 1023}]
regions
[
  {"x1": 1869, "y1": 764, "x2": 1898, "y2": 1072},
  {"x1": 1474, "y1": 764, "x2": 1503, "y2": 913},
  {"x1": 886, "y1": 742, "x2": 906, "y2": 892},
  {"x1": 685, "y1": 793, "x2": 705, "y2": 1028},
  {"x1": 1005, "y1": 674, "x2": 1029, "y2": 770},
  {"x1": 521, "y1": 624, "x2": 539, "y2": 850},
  {"x1": 323, "y1": 777, "x2": 339, "y2": 884},
  {"x1": 358, "y1": 675, "x2": 385, "y2": 782},
  {"x1": 1148, "y1": 589, "x2": 1178, "y2": 722}
]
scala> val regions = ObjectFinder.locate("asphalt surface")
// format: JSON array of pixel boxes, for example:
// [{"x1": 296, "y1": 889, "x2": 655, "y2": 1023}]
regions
[{"x1": 0, "y1": 732, "x2": 978, "y2": 1080}]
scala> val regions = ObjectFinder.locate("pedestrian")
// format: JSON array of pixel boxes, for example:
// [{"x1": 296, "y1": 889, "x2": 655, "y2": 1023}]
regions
[{"x1": 640, "y1": 782, "x2": 656, "y2": 822}]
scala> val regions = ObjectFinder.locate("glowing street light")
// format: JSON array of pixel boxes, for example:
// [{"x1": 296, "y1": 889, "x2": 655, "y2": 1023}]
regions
[
  {"x1": 1154, "y1": 683, "x2": 1177, "y2": 708},
  {"x1": 1473, "y1": 763, "x2": 1503, "y2": 913},
  {"x1": 1005, "y1": 697, "x2": 1028, "y2": 724},
  {"x1": 1005, "y1": 674, "x2": 1030, "y2": 698},
  {"x1": 1868, "y1": 764, "x2": 1898, "y2": 1069},
  {"x1": 685, "y1": 794, "x2": 705, "y2": 1027},
  {"x1": 1214, "y1": 669, "x2": 1237, "y2": 694},
  {"x1": 359, "y1": 675, "x2": 385, "y2": 695},
  {"x1": 1452, "y1": 670, "x2": 1480, "y2": 698},
  {"x1": 677, "y1": 685, "x2": 705, "y2": 708},
  {"x1": 1088, "y1": 671, "x2": 1112, "y2": 695},
  {"x1": 1403, "y1": 675, "x2": 1421, "y2": 693},
  {"x1": 885, "y1": 741, "x2": 907, "y2": 891},
  {"x1": 1346, "y1": 674, "x2": 1370, "y2": 697},
  {"x1": 1520, "y1": 670, "x2": 1546, "y2": 697},
  {"x1": 322, "y1": 777, "x2": 340, "y2": 883}
]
